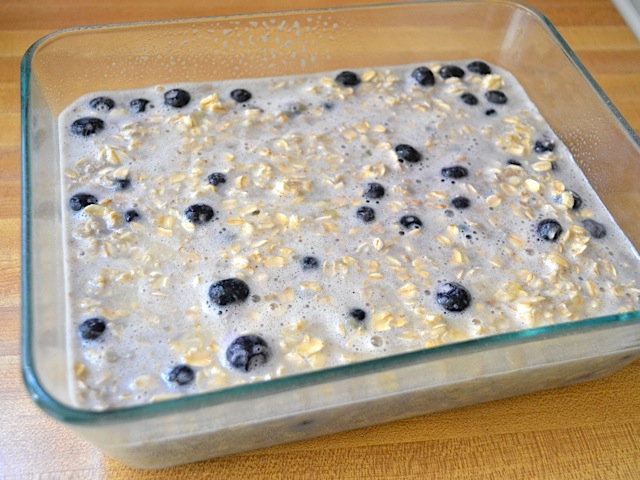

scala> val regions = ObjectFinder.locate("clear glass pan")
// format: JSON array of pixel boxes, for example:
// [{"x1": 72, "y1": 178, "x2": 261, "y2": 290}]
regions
[{"x1": 21, "y1": 0, "x2": 640, "y2": 469}]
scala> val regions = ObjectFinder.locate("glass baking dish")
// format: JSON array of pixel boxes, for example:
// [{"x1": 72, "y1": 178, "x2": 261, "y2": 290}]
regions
[{"x1": 21, "y1": 0, "x2": 640, "y2": 469}]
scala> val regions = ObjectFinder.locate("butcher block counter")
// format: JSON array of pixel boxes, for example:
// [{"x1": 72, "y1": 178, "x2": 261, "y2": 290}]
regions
[{"x1": 1, "y1": 0, "x2": 639, "y2": 478}]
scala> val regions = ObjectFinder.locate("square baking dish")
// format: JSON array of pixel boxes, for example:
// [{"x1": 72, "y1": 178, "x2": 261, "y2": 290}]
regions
[{"x1": 21, "y1": 0, "x2": 640, "y2": 469}]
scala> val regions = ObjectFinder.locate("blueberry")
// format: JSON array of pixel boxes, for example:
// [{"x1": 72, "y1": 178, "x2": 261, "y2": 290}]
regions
[
  {"x1": 485, "y1": 90, "x2": 508, "y2": 104},
  {"x1": 167, "y1": 365, "x2": 195, "y2": 386},
  {"x1": 536, "y1": 219, "x2": 563, "y2": 242},
  {"x1": 226, "y1": 335, "x2": 270, "y2": 372},
  {"x1": 467, "y1": 61, "x2": 492, "y2": 75},
  {"x1": 582, "y1": 219, "x2": 607, "y2": 239},
  {"x1": 441, "y1": 166, "x2": 469, "y2": 179},
  {"x1": 302, "y1": 256, "x2": 319, "y2": 270},
  {"x1": 357, "y1": 206, "x2": 376, "y2": 223},
  {"x1": 364, "y1": 182, "x2": 385, "y2": 199},
  {"x1": 69, "y1": 193, "x2": 98, "y2": 211},
  {"x1": 349, "y1": 308, "x2": 366, "y2": 322},
  {"x1": 394, "y1": 144, "x2": 422, "y2": 163},
  {"x1": 335, "y1": 71, "x2": 360, "y2": 87},
  {"x1": 164, "y1": 89, "x2": 191, "y2": 108},
  {"x1": 555, "y1": 190, "x2": 582, "y2": 210},
  {"x1": 507, "y1": 159, "x2": 522, "y2": 166},
  {"x1": 568, "y1": 191, "x2": 582, "y2": 210},
  {"x1": 89, "y1": 96, "x2": 115, "y2": 112},
  {"x1": 439, "y1": 65, "x2": 465, "y2": 79},
  {"x1": 411, "y1": 66, "x2": 435, "y2": 86},
  {"x1": 460, "y1": 93, "x2": 478, "y2": 106},
  {"x1": 399, "y1": 215, "x2": 422, "y2": 230},
  {"x1": 209, "y1": 278, "x2": 250, "y2": 306},
  {"x1": 231, "y1": 89, "x2": 252, "y2": 103},
  {"x1": 207, "y1": 172, "x2": 227, "y2": 186},
  {"x1": 124, "y1": 209, "x2": 139, "y2": 222},
  {"x1": 115, "y1": 178, "x2": 131, "y2": 190},
  {"x1": 184, "y1": 203, "x2": 214, "y2": 225},
  {"x1": 70, "y1": 117, "x2": 104, "y2": 137},
  {"x1": 79, "y1": 317, "x2": 106, "y2": 340},
  {"x1": 534, "y1": 140, "x2": 556, "y2": 153},
  {"x1": 129, "y1": 98, "x2": 150, "y2": 113},
  {"x1": 452, "y1": 196, "x2": 471, "y2": 209},
  {"x1": 436, "y1": 282, "x2": 472, "y2": 312},
  {"x1": 485, "y1": 109, "x2": 497, "y2": 116}
]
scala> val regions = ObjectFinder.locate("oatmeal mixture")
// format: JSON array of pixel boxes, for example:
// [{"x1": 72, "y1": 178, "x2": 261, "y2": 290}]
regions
[{"x1": 60, "y1": 61, "x2": 640, "y2": 409}]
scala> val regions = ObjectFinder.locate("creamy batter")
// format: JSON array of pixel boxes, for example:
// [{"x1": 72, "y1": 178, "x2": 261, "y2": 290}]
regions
[{"x1": 59, "y1": 61, "x2": 640, "y2": 410}]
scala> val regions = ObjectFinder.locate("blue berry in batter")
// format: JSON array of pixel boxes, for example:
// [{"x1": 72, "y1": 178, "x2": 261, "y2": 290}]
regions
[
  {"x1": 184, "y1": 204, "x2": 214, "y2": 225},
  {"x1": 357, "y1": 206, "x2": 376, "y2": 223},
  {"x1": 582, "y1": 219, "x2": 607, "y2": 239},
  {"x1": 209, "y1": 278, "x2": 250, "y2": 306},
  {"x1": 207, "y1": 172, "x2": 227, "y2": 187},
  {"x1": 364, "y1": 182, "x2": 385, "y2": 200},
  {"x1": 536, "y1": 219, "x2": 563, "y2": 242},
  {"x1": 460, "y1": 93, "x2": 479, "y2": 105},
  {"x1": 70, "y1": 117, "x2": 104, "y2": 137},
  {"x1": 441, "y1": 166, "x2": 469, "y2": 179},
  {"x1": 115, "y1": 178, "x2": 131, "y2": 190},
  {"x1": 129, "y1": 98, "x2": 150, "y2": 113},
  {"x1": 534, "y1": 140, "x2": 555, "y2": 153},
  {"x1": 124, "y1": 209, "x2": 139, "y2": 222},
  {"x1": 89, "y1": 96, "x2": 115, "y2": 112},
  {"x1": 335, "y1": 71, "x2": 360, "y2": 87},
  {"x1": 164, "y1": 89, "x2": 191, "y2": 108},
  {"x1": 167, "y1": 365, "x2": 195, "y2": 386},
  {"x1": 399, "y1": 215, "x2": 422, "y2": 230},
  {"x1": 436, "y1": 282, "x2": 471, "y2": 312},
  {"x1": 349, "y1": 308, "x2": 367, "y2": 322},
  {"x1": 231, "y1": 89, "x2": 252, "y2": 103},
  {"x1": 302, "y1": 256, "x2": 320, "y2": 270},
  {"x1": 69, "y1": 193, "x2": 98, "y2": 211},
  {"x1": 226, "y1": 335, "x2": 270, "y2": 372},
  {"x1": 411, "y1": 66, "x2": 435, "y2": 86},
  {"x1": 79, "y1": 318, "x2": 106, "y2": 340},
  {"x1": 451, "y1": 196, "x2": 471, "y2": 209},
  {"x1": 394, "y1": 144, "x2": 422, "y2": 163},
  {"x1": 485, "y1": 90, "x2": 508, "y2": 104},
  {"x1": 467, "y1": 61, "x2": 491, "y2": 75},
  {"x1": 439, "y1": 65, "x2": 465, "y2": 79}
]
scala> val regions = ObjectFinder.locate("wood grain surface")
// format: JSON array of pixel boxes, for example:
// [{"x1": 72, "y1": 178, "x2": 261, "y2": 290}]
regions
[{"x1": 2, "y1": 0, "x2": 640, "y2": 478}]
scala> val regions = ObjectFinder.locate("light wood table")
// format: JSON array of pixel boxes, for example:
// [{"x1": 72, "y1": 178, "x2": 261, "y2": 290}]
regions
[{"x1": 2, "y1": 0, "x2": 639, "y2": 478}]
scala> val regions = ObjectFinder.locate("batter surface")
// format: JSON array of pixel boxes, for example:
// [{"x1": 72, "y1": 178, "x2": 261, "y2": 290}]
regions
[{"x1": 59, "y1": 60, "x2": 640, "y2": 409}]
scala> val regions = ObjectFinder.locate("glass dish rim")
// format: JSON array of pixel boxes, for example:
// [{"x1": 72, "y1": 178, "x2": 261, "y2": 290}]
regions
[{"x1": 21, "y1": 0, "x2": 640, "y2": 425}]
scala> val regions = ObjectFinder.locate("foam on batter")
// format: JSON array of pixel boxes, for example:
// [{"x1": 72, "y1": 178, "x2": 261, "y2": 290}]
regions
[{"x1": 59, "y1": 61, "x2": 640, "y2": 409}]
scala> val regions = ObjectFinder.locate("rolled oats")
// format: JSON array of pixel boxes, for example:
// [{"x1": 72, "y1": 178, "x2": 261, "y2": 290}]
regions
[{"x1": 60, "y1": 61, "x2": 640, "y2": 410}]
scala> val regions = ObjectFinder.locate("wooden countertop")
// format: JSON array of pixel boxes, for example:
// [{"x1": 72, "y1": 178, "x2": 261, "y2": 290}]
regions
[{"x1": 2, "y1": 0, "x2": 639, "y2": 478}]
